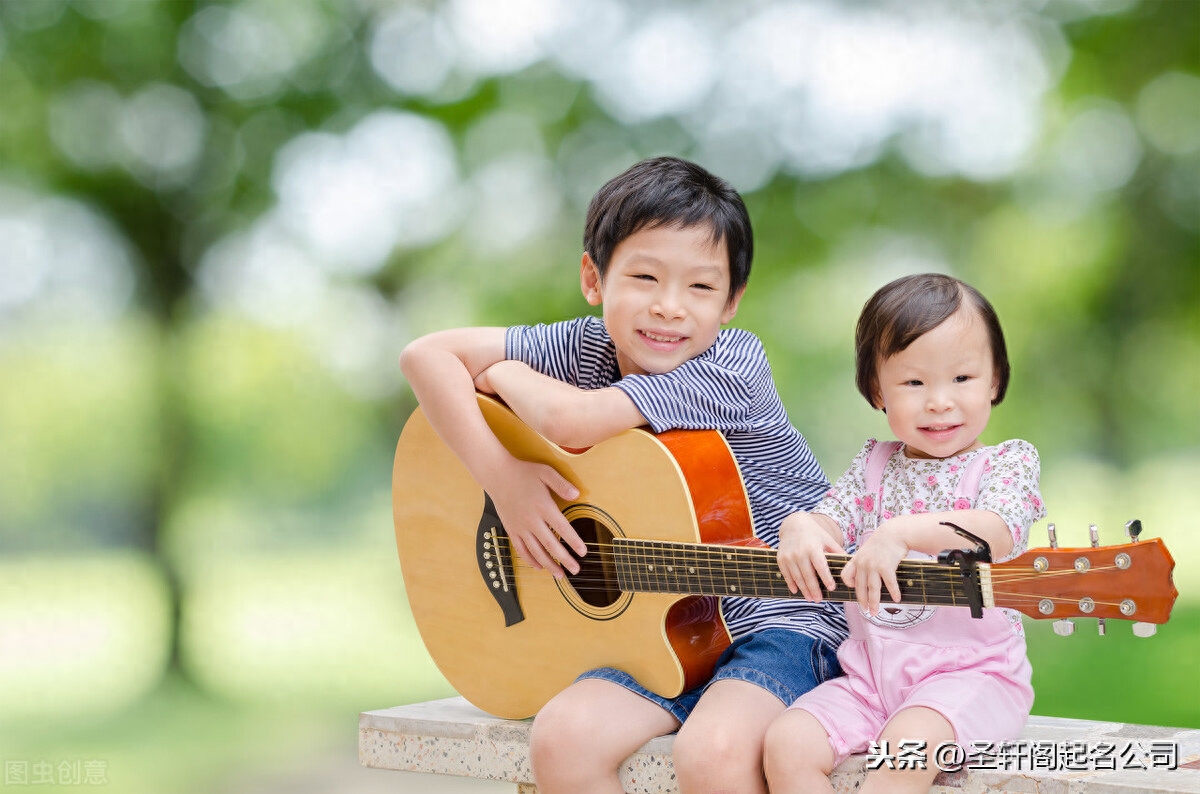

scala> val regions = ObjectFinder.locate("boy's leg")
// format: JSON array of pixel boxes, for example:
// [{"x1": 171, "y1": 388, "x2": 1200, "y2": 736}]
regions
[
  {"x1": 672, "y1": 629, "x2": 841, "y2": 794},
  {"x1": 857, "y1": 706, "x2": 955, "y2": 794},
  {"x1": 763, "y1": 708, "x2": 838, "y2": 794},
  {"x1": 672, "y1": 678, "x2": 783, "y2": 794},
  {"x1": 529, "y1": 677, "x2": 679, "y2": 794}
]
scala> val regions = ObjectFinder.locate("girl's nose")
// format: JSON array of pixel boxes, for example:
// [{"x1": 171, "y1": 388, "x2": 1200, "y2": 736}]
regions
[{"x1": 926, "y1": 386, "x2": 954, "y2": 411}]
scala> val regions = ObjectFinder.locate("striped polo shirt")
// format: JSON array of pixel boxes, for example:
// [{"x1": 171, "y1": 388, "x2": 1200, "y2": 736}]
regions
[{"x1": 506, "y1": 315, "x2": 848, "y2": 646}]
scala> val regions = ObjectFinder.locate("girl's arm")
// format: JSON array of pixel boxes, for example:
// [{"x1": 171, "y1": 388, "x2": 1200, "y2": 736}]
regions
[
  {"x1": 777, "y1": 512, "x2": 847, "y2": 603},
  {"x1": 842, "y1": 509, "x2": 1013, "y2": 615},
  {"x1": 476, "y1": 359, "x2": 647, "y2": 448},
  {"x1": 399, "y1": 329, "x2": 587, "y2": 577}
]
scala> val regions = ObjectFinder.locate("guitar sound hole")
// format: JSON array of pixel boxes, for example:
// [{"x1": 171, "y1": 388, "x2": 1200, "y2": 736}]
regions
[{"x1": 566, "y1": 516, "x2": 621, "y2": 609}]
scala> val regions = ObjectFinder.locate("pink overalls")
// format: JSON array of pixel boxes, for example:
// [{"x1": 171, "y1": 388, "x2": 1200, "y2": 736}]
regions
[{"x1": 790, "y1": 441, "x2": 1033, "y2": 766}]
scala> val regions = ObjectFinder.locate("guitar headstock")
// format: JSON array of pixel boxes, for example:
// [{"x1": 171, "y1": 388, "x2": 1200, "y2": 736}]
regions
[{"x1": 991, "y1": 521, "x2": 1177, "y2": 633}]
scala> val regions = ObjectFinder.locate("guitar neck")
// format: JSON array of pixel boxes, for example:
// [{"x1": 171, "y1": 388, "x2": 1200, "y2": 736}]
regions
[{"x1": 612, "y1": 537, "x2": 991, "y2": 609}]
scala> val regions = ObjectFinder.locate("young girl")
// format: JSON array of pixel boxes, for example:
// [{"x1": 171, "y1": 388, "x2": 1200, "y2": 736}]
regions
[{"x1": 765, "y1": 273, "x2": 1046, "y2": 794}]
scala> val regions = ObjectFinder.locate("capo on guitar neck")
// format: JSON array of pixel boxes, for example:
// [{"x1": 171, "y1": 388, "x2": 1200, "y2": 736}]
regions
[{"x1": 937, "y1": 521, "x2": 991, "y2": 619}]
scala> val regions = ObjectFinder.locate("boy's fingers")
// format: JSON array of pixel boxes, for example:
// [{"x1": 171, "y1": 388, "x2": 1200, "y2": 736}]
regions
[
  {"x1": 548, "y1": 512, "x2": 587, "y2": 559},
  {"x1": 542, "y1": 467, "x2": 580, "y2": 502},
  {"x1": 536, "y1": 520, "x2": 581, "y2": 575},
  {"x1": 509, "y1": 535, "x2": 544, "y2": 572}
]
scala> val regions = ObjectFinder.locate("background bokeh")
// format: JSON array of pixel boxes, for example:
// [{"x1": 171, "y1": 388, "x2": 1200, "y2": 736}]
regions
[{"x1": 1, "y1": 0, "x2": 1197, "y2": 791}]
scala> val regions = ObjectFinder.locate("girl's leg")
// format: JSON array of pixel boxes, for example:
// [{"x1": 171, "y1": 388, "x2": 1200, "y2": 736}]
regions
[
  {"x1": 672, "y1": 679, "x2": 784, "y2": 794},
  {"x1": 529, "y1": 677, "x2": 679, "y2": 794},
  {"x1": 857, "y1": 706, "x2": 955, "y2": 794},
  {"x1": 763, "y1": 708, "x2": 838, "y2": 794}
]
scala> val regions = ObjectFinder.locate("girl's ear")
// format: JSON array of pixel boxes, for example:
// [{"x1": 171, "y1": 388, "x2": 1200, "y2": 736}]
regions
[{"x1": 580, "y1": 254, "x2": 603, "y2": 306}]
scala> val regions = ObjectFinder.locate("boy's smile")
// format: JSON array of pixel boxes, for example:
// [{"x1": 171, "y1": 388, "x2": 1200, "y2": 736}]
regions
[{"x1": 581, "y1": 224, "x2": 743, "y2": 377}]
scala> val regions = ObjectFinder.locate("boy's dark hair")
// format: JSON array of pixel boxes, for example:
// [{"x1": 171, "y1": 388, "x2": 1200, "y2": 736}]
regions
[
  {"x1": 583, "y1": 157, "x2": 752, "y2": 302},
  {"x1": 855, "y1": 273, "x2": 1011, "y2": 408}
]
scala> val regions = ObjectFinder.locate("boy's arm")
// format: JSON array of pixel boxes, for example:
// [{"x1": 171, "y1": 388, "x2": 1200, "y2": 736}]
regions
[
  {"x1": 477, "y1": 359, "x2": 647, "y2": 448},
  {"x1": 398, "y1": 328, "x2": 587, "y2": 576},
  {"x1": 842, "y1": 509, "x2": 1013, "y2": 615}
]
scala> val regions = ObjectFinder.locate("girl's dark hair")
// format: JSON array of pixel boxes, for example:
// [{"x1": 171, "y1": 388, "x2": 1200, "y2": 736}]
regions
[
  {"x1": 855, "y1": 273, "x2": 1010, "y2": 408},
  {"x1": 583, "y1": 156, "x2": 752, "y2": 303}
]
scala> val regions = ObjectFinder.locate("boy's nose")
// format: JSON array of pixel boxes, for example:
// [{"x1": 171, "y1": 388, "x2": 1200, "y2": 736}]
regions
[{"x1": 652, "y1": 292, "x2": 686, "y2": 319}]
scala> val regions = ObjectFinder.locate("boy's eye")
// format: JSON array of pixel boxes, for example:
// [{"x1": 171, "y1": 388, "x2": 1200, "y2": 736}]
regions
[
  {"x1": 691, "y1": 283, "x2": 716, "y2": 291},
  {"x1": 632, "y1": 274, "x2": 656, "y2": 282}
]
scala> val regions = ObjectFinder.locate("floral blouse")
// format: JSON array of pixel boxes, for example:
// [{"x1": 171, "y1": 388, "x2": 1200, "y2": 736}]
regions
[{"x1": 815, "y1": 438, "x2": 1047, "y2": 634}]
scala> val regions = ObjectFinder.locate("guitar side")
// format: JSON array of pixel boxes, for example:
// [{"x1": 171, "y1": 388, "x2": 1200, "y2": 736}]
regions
[{"x1": 392, "y1": 395, "x2": 747, "y2": 719}]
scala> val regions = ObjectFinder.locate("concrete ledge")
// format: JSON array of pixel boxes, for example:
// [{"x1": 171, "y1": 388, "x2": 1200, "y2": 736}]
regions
[{"x1": 360, "y1": 697, "x2": 1200, "y2": 793}]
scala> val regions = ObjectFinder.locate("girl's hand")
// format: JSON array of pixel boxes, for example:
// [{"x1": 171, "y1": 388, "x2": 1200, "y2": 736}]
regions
[
  {"x1": 482, "y1": 457, "x2": 584, "y2": 579},
  {"x1": 841, "y1": 523, "x2": 909, "y2": 616},
  {"x1": 777, "y1": 513, "x2": 845, "y2": 603}
]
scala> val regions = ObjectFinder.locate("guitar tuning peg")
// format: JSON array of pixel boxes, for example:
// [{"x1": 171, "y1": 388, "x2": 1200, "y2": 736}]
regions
[
  {"x1": 1133, "y1": 622, "x2": 1157, "y2": 638},
  {"x1": 1097, "y1": 618, "x2": 1106, "y2": 636},
  {"x1": 1047, "y1": 523, "x2": 1057, "y2": 549},
  {"x1": 1125, "y1": 519, "x2": 1143, "y2": 542},
  {"x1": 1089, "y1": 524, "x2": 1100, "y2": 548},
  {"x1": 1053, "y1": 619, "x2": 1075, "y2": 637}
]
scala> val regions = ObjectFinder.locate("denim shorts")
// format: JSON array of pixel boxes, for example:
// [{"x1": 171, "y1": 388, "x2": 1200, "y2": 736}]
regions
[{"x1": 577, "y1": 628, "x2": 843, "y2": 724}]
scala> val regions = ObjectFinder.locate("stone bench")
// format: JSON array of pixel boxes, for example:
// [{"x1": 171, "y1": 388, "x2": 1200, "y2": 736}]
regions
[{"x1": 360, "y1": 696, "x2": 1200, "y2": 793}]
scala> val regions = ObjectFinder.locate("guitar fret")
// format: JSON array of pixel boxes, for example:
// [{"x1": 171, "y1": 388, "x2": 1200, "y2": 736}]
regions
[
  {"x1": 666, "y1": 541, "x2": 682, "y2": 595},
  {"x1": 613, "y1": 539, "x2": 977, "y2": 609}
]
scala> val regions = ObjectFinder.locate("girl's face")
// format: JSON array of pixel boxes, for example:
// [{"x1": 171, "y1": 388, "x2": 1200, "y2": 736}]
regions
[{"x1": 874, "y1": 306, "x2": 999, "y2": 460}]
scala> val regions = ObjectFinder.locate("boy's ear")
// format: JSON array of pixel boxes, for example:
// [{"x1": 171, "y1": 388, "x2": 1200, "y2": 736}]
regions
[
  {"x1": 580, "y1": 253, "x2": 603, "y2": 306},
  {"x1": 720, "y1": 286, "x2": 747, "y2": 324}
]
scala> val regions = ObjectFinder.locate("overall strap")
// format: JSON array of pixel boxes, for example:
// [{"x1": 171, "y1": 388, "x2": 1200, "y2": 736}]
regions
[
  {"x1": 864, "y1": 440, "x2": 902, "y2": 496},
  {"x1": 952, "y1": 449, "x2": 991, "y2": 503},
  {"x1": 865, "y1": 440, "x2": 990, "y2": 504}
]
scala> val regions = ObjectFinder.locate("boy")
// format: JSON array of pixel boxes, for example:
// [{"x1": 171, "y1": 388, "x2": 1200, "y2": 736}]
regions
[{"x1": 399, "y1": 157, "x2": 847, "y2": 794}]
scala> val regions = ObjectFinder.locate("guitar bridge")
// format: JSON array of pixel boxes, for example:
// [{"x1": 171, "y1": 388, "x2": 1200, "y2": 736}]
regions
[{"x1": 477, "y1": 493, "x2": 525, "y2": 627}]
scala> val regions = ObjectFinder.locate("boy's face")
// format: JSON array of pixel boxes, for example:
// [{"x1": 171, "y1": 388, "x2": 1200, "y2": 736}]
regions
[{"x1": 581, "y1": 224, "x2": 743, "y2": 377}]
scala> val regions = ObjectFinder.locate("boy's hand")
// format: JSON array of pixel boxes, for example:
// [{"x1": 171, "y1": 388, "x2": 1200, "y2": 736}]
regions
[
  {"x1": 841, "y1": 523, "x2": 908, "y2": 616},
  {"x1": 776, "y1": 513, "x2": 845, "y2": 603},
  {"x1": 472, "y1": 366, "x2": 498, "y2": 395},
  {"x1": 484, "y1": 458, "x2": 586, "y2": 579}
]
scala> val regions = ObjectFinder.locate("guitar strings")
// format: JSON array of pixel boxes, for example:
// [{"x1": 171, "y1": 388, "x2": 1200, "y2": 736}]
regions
[
  {"x1": 492, "y1": 535, "x2": 1129, "y2": 582},
  {"x1": 487, "y1": 537, "x2": 1140, "y2": 611}
]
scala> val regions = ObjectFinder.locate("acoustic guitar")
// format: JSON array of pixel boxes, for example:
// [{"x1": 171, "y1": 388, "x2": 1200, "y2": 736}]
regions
[{"x1": 392, "y1": 394, "x2": 1177, "y2": 719}]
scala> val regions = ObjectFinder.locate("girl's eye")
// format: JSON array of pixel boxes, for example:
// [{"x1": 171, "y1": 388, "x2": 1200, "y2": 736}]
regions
[
  {"x1": 906, "y1": 379, "x2": 923, "y2": 387},
  {"x1": 955, "y1": 375, "x2": 970, "y2": 383}
]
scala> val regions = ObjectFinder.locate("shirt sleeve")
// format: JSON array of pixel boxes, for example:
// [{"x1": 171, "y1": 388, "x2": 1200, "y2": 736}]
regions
[
  {"x1": 812, "y1": 439, "x2": 876, "y2": 552},
  {"x1": 611, "y1": 329, "x2": 765, "y2": 433},
  {"x1": 505, "y1": 317, "x2": 610, "y2": 389},
  {"x1": 975, "y1": 439, "x2": 1046, "y2": 563}
]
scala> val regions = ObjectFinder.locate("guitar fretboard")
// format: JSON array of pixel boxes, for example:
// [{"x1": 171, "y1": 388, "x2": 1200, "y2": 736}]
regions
[{"x1": 612, "y1": 537, "x2": 990, "y2": 608}]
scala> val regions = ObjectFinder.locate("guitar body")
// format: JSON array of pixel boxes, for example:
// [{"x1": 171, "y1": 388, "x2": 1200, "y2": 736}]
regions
[{"x1": 392, "y1": 394, "x2": 755, "y2": 719}]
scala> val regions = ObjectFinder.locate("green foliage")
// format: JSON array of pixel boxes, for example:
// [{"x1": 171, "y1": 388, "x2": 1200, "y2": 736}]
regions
[{"x1": 0, "y1": 3, "x2": 1197, "y2": 776}]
